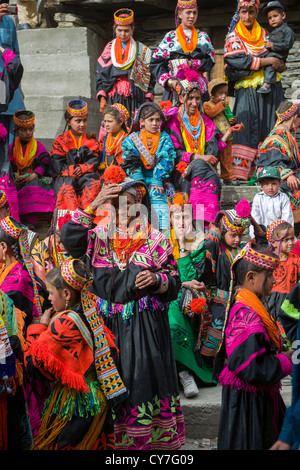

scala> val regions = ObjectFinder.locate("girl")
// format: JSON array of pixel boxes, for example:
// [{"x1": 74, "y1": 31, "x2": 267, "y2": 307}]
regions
[
  {"x1": 216, "y1": 243, "x2": 293, "y2": 450},
  {"x1": 263, "y1": 220, "x2": 300, "y2": 321},
  {"x1": 199, "y1": 200, "x2": 253, "y2": 360},
  {"x1": 150, "y1": 0, "x2": 215, "y2": 105},
  {"x1": 166, "y1": 192, "x2": 215, "y2": 398},
  {"x1": 9, "y1": 110, "x2": 56, "y2": 224},
  {"x1": 96, "y1": 8, "x2": 155, "y2": 128},
  {"x1": 50, "y1": 99, "x2": 101, "y2": 211},
  {"x1": 24, "y1": 258, "x2": 125, "y2": 450},
  {"x1": 121, "y1": 102, "x2": 176, "y2": 229},
  {"x1": 98, "y1": 103, "x2": 129, "y2": 175}
]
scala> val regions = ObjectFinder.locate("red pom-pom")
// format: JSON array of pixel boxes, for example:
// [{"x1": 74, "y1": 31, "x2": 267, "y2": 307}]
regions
[
  {"x1": 176, "y1": 161, "x2": 188, "y2": 174},
  {"x1": 103, "y1": 166, "x2": 126, "y2": 184},
  {"x1": 159, "y1": 100, "x2": 173, "y2": 112},
  {"x1": 235, "y1": 199, "x2": 251, "y2": 218},
  {"x1": 57, "y1": 213, "x2": 71, "y2": 232},
  {"x1": 190, "y1": 298, "x2": 206, "y2": 315}
]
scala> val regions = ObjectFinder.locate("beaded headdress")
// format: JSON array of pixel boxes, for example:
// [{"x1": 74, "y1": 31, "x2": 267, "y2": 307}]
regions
[
  {"x1": 275, "y1": 102, "x2": 299, "y2": 127},
  {"x1": 214, "y1": 199, "x2": 252, "y2": 235},
  {"x1": 111, "y1": 103, "x2": 130, "y2": 123},
  {"x1": 66, "y1": 99, "x2": 88, "y2": 118},
  {"x1": 177, "y1": 0, "x2": 198, "y2": 8},
  {"x1": 167, "y1": 192, "x2": 191, "y2": 213},
  {"x1": 13, "y1": 110, "x2": 35, "y2": 128},
  {"x1": 229, "y1": 0, "x2": 260, "y2": 33},
  {"x1": 61, "y1": 259, "x2": 89, "y2": 291},
  {"x1": 114, "y1": 8, "x2": 134, "y2": 26}
]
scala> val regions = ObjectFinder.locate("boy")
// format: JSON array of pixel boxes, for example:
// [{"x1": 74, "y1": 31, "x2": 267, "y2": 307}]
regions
[
  {"x1": 202, "y1": 79, "x2": 239, "y2": 186},
  {"x1": 258, "y1": 1, "x2": 296, "y2": 94},
  {"x1": 249, "y1": 166, "x2": 294, "y2": 238}
]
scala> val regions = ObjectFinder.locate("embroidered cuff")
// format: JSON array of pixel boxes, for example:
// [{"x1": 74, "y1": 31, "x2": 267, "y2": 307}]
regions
[
  {"x1": 251, "y1": 56, "x2": 261, "y2": 71},
  {"x1": 152, "y1": 273, "x2": 169, "y2": 294},
  {"x1": 191, "y1": 59, "x2": 202, "y2": 70},
  {"x1": 97, "y1": 90, "x2": 107, "y2": 99},
  {"x1": 145, "y1": 93, "x2": 154, "y2": 101},
  {"x1": 72, "y1": 207, "x2": 95, "y2": 229},
  {"x1": 159, "y1": 72, "x2": 172, "y2": 88}
]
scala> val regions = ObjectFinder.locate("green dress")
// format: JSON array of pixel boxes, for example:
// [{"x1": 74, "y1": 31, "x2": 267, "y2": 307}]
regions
[{"x1": 167, "y1": 231, "x2": 216, "y2": 385}]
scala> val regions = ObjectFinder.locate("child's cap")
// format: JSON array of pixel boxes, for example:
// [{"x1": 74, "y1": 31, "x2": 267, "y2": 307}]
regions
[
  {"x1": 262, "y1": 1, "x2": 286, "y2": 14},
  {"x1": 256, "y1": 166, "x2": 281, "y2": 182},
  {"x1": 208, "y1": 78, "x2": 228, "y2": 97}
]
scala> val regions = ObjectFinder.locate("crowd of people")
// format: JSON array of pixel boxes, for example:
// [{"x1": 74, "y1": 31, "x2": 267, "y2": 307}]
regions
[{"x1": 0, "y1": 0, "x2": 300, "y2": 452}]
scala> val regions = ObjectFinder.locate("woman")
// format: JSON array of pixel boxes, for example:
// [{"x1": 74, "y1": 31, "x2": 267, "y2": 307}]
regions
[
  {"x1": 224, "y1": 0, "x2": 286, "y2": 181},
  {"x1": 60, "y1": 167, "x2": 185, "y2": 450},
  {"x1": 166, "y1": 192, "x2": 215, "y2": 398},
  {"x1": 24, "y1": 259, "x2": 123, "y2": 450},
  {"x1": 162, "y1": 80, "x2": 229, "y2": 228},
  {"x1": 150, "y1": 0, "x2": 215, "y2": 104},
  {"x1": 257, "y1": 100, "x2": 300, "y2": 225},
  {"x1": 96, "y1": 8, "x2": 155, "y2": 126}
]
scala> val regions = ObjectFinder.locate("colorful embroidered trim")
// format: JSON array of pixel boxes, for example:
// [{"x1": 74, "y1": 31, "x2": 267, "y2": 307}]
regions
[
  {"x1": 177, "y1": 0, "x2": 198, "y2": 9},
  {"x1": 112, "y1": 103, "x2": 130, "y2": 123},
  {"x1": 61, "y1": 259, "x2": 88, "y2": 291},
  {"x1": 275, "y1": 103, "x2": 298, "y2": 127},
  {"x1": 114, "y1": 8, "x2": 134, "y2": 25},
  {"x1": 0, "y1": 191, "x2": 7, "y2": 209},
  {"x1": 67, "y1": 100, "x2": 88, "y2": 117},
  {"x1": 0, "y1": 216, "x2": 22, "y2": 239},
  {"x1": 72, "y1": 208, "x2": 95, "y2": 229},
  {"x1": 13, "y1": 110, "x2": 35, "y2": 128},
  {"x1": 238, "y1": 0, "x2": 260, "y2": 9},
  {"x1": 222, "y1": 215, "x2": 246, "y2": 234},
  {"x1": 81, "y1": 289, "x2": 127, "y2": 402},
  {"x1": 266, "y1": 219, "x2": 288, "y2": 242},
  {"x1": 129, "y1": 132, "x2": 156, "y2": 168}
]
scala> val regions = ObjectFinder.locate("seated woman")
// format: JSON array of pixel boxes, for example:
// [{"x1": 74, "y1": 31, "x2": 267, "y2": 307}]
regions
[
  {"x1": 162, "y1": 79, "x2": 229, "y2": 228},
  {"x1": 257, "y1": 100, "x2": 300, "y2": 227},
  {"x1": 166, "y1": 192, "x2": 215, "y2": 398},
  {"x1": 24, "y1": 259, "x2": 124, "y2": 450},
  {"x1": 9, "y1": 110, "x2": 56, "y2": 225},
  {"x1": 59, "y1": 166, "x2": 185, "y2": 451}
]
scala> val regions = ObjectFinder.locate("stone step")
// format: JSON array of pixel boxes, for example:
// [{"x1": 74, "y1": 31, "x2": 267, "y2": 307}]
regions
[{"x1": 180, "y1": 383, "x2": 292, "y2": 442}]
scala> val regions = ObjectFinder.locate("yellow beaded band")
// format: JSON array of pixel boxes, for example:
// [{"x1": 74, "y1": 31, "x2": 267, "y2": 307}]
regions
[
  {"x1": 0, "y1": 216, "x2": 23, "y2": 239},
  {"x1": 61, "y1": 259, "x2": 88, "y2": 291},
  {"x1": 66, "y1": 100, "x2": 88, "y2": 117},
  {"x1": 114, "y1": 8, "x2": 134, "y2": 26},
  {"x1": 222, "y1": 215, "x2": 246, "y2": 235},
  {"x1": 13, "y1": 110, "x2": 35, "y2": 128},
  {"x1": 0, "y1": 192, "x2": 7, "y2": 209},
  {"x1": 177, "y1": 0, "x2": 198, "y2": 9}
]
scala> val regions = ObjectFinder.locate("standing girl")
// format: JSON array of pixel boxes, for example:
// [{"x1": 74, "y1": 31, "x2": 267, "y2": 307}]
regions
[
  {"x1": 98, "y1": 103, "x2": 129, "y2": 176},
  {"x1": 25, "y1": 259, "x2": 126, "y2": 450},
  {"x1": 50, "y1": 99, "x2": 101, "y2": 211},
  {"x1": 263, "y1": 220, "x2": 300, "y2": 321},
  {"x1": 150, "y1": 0, "x2": 215, "y2": 104},
  {"x1": 96, "y1": 8, "x2": 155, "y2": 126},
  {"x1": 216, "y1": 243, "x2": 293, "y2": 450},
  {"x1": 9, "y1": 110, "x2": 56, "y2": 224},
  {"x1": 121, "y1": 102, "x2": 176, "y2": 229}
]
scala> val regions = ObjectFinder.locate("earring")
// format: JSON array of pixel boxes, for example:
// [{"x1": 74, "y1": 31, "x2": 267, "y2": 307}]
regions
[{"x1": 65, "y1": 300, "x2": 69, "y2": 310}]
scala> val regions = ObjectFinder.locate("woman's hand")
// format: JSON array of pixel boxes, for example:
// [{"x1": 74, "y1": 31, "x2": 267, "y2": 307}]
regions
[
  {"x1": 270, "y1": 440, "x2": 291, "y2": 450},
  {"x1": 287, "y1": 175, "x2": 300, "y2": 191},
  {"x1": 151, "y1": 185, "x2": 164, "y2": 195},
  {"x1": 89, "y1": 183, "x2": 122, "y2": 212},
  {"x1": 193, "y1": 154, "x2": 218, "y2": 165},
  {"x1": 182, "y1": 280, "x2": 207, "y2": 293},
  {"x1": 0, "y1": 3, "x2": 9, "y2": 20},
  {"x1": 15, "y1": 172, "x2": 38, "y2": 186},
  {"x1": 40, "y1": 307, "x2": 55, "y2": 327},
  {"x1": 135, "y1": 270, "x2": 157, "y2": 290},
  {"x1": 73, "y1": 166, "x2": 83, "y2": 179},
  {"x1": 99, "y1": 97, "x2": 107, "y2": 114}
]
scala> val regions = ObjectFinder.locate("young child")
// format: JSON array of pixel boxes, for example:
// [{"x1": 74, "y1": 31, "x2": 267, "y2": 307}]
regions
[
  {"x1": 98, "y1": 103, "x2": 129, "y2": 176},
  {"x1": 249, "y1": 166, "x2": 294, "y2": 239},
  {"x1": 263, "y1": 220, "x2": 300, "y2": 321},
  {"x1": 202, "y1": 79, "x2": 240, "y2": 186},
  {"x1": 199, "y1": 200, "x2": 253, "y2": 361},
  {"x1": 24, "y1": 258, "x2": 125, "y2": 450},
  {"x1": 216, "y1": 242, "x2": 293, "y2": 450},
  {"x1": 259, "y1": 1, "x2": 296, "y2": 94},
  {"x1": 121, "y1": 102, "x2": 176, "y2": 229},
  {"x1": 50, "y1": 99, "x2": 101, "y2": 211},
  {"x1": 9, "y1": 110, "x2": 56, "y2": 225}
]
